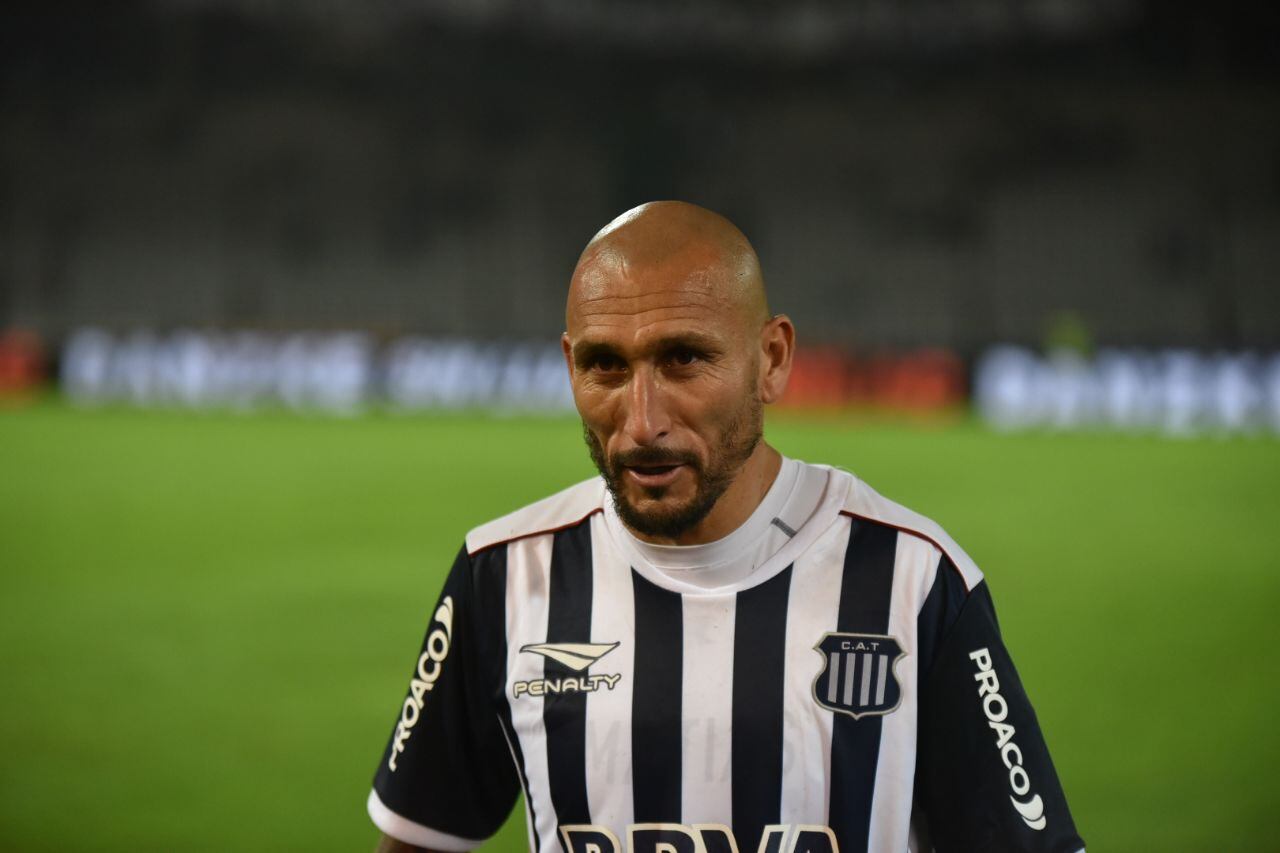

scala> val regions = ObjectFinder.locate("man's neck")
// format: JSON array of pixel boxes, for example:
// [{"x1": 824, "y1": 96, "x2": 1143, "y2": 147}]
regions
[{"x1": 632, "y1": 442, "x2": 783, "y2": 546}]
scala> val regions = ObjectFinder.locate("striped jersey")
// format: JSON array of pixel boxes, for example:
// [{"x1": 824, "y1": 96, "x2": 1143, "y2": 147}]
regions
[{"x1": 368, "y1": 461, "x2": 1084, "y2": 853}]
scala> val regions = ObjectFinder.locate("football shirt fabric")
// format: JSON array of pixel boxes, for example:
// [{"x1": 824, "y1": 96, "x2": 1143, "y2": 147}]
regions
[{"x1": 368, "y1": 460, "x2": 1085, "y2": 853}]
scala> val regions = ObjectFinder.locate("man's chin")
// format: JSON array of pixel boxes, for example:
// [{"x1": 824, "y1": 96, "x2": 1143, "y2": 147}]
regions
[
  {"x1": 613, "y1": 490, "x2": 713, "y2": 540},
  {"x1": 624, "y1": 491, "x2": 684, "y2": 514}
]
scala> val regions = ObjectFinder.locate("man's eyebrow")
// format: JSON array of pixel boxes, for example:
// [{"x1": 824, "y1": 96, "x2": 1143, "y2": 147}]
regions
[
  {"x1": 571, "y1": 339, "x2": 620, "y2": 366},
  {"x1": 652, "y1": 332, "x2": 722, "y2": 353},
  {"x1": 572, "y1": 332, "x2": 722, "y2": 365}
]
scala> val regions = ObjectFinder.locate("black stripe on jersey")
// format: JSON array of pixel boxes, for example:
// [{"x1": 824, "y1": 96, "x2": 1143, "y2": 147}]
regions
[
  {"x1": 471, "y1": 545, "x2": 513, "y2": 710},
  {"x1": 914, "y1": 553, "x2": 970, "y2": 680},
  {"x1": 731, "y1": 565, "x2": 793, "y2": 852},
  {"x1": 631, "y1": 569, "x2": 683, "y2": 822},
  {"x1": 829, "y1": 518, "x2": 898, "y2": 852},
  {"x1": 475, "y1": 544, "x2": 541, "y2": 853},
  {"x1": 544, "y1": 523, "x2": 595, "y2": 829}
]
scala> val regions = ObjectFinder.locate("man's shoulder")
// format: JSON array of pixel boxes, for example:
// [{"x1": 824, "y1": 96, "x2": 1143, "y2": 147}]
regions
[
  {"x1": 835, "y1": 467, "x2": 985, "y2": 591},
  {"x1": 464, "y1": 476, "x2": 606, "y2": 557}
]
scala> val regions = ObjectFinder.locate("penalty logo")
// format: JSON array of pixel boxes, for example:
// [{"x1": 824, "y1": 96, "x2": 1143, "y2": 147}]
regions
[{"x1": 514, "y1": 641, "x2": 622, "y2": 698}]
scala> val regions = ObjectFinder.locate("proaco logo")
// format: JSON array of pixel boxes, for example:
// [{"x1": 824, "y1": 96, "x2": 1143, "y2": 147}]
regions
[
  {"x1": 388, "y1": 597, "x2": 454, "y2": 772},
  {"x1": 969, "y1": 647, "x2": 1047, "y2": 831}
]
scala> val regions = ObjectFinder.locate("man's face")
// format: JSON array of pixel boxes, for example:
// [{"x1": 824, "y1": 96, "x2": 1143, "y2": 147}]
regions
[{"x1": 565, "y1": 244, "x2": 765, "y2": 540}]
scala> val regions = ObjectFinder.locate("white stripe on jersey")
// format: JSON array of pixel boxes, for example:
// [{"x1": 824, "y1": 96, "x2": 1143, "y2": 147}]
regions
[
  {"x1": 505, "y1": 534, "x2": 557, "y2": 851},
  {"x1": 842, "y1": 475, "x2": 984, "y2": 591},
  {"x1": 778, "y1": 516, "x2": 853, "y2": 824},
  {"x1": 584, "y1": 513, "x2": 637, "y2": 828},
  {"x1": 467, "y1": 477, "x2": 605, "y2": 555},
  {"x1": 680, "y1": 592, "x2": 737, "y2": 820},
  {"x1": 867, "y1": 534, "x2": 943, "y2": 852}
]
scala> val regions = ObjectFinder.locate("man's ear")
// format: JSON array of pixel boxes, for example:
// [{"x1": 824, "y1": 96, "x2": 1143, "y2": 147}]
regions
[
  {"x1": 759, "y1": 314, "x2": 795, "y2": 404},
  {"x1": 561, "y1": 332, "x2": 574, "y2": 378}
]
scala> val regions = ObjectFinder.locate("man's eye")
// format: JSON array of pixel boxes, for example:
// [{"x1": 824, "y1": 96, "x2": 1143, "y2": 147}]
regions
[
  {"x1": 670, "y1": 349, "x2": 699, "y2": 366},
  {"x1": 591, "y1": 356, "x2": 625, "y2": 372}
]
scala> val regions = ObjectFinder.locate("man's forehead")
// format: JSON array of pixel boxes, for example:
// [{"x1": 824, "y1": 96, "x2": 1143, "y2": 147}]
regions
[
  {"x1": 570, "y1": 295, "x2": 737, "y2": 356},
  {"x1": 568, "y1": 244, "x2": 743, "y2": 329},
  {"x1": 573, "y1": 278, "x2": 726, "y2": 320}
]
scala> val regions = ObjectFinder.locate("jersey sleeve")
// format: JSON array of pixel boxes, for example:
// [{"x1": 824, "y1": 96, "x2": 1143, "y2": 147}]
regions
[
  {"x1": 369, "y1": 544, "x2": 519, "y2": 849},
  {"x1": 915, "y1": 578, "x2": 1085, "y2": 853}
]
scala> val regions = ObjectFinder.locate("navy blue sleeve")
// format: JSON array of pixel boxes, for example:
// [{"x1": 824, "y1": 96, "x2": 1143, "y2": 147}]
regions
[
  {"x1": 916, "y1": 580, "x2": 1085, "y2": 853},
  {"x1": 371, "y1": 544, "x2": 519, "y2": 843}
]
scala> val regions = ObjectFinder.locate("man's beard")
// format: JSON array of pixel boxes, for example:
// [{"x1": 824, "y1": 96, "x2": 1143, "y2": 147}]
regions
[{"x1": 583, "y1": 395, "x2": 763, "y2": 540}]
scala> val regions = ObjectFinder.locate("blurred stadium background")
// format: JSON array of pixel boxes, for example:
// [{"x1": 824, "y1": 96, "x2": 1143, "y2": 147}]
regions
[{"x1": 2, "y1": 1, "x2": 1278, "y2": 850}]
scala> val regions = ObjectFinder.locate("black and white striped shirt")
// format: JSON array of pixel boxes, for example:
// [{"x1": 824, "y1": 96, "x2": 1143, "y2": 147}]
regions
[{"x1": 368, "y1": 463, "x2": 1084, "y2": 853}]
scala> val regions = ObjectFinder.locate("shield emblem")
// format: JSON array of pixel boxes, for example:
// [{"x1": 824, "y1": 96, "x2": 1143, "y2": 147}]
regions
[{"x1": 812, "y1": 633, "x2": 905, "y2": 719}]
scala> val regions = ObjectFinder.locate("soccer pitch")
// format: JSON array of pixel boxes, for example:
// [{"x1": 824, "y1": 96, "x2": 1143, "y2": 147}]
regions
[{"x1": 1, "y1": 402, "x2": 1276, "y2": 851}]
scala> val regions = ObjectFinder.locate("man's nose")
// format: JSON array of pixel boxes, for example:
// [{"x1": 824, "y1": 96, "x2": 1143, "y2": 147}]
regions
[{"x1": 620, "y1": 365, "x2": 670, "y2": 446}]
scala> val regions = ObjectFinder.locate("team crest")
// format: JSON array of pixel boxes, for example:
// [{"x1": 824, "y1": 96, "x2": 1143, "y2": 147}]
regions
[{"x1": 812, "y1": 633, "x2": 905, "y2": 719}]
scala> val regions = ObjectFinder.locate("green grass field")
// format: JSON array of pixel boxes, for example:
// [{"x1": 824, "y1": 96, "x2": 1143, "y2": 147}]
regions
[{"x1": 2, "y1": 401, "x2": 1277, "y2": 851}]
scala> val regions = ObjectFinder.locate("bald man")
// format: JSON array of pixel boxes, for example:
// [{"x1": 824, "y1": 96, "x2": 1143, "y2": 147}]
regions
[{"x1": 367, "y1": 202, "x2": 1084, "y2": 853}]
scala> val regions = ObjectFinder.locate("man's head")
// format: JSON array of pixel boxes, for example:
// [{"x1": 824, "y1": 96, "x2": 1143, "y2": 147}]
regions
[{"x1": 563, "y1": 201, "x2": 795, "y2": 542}]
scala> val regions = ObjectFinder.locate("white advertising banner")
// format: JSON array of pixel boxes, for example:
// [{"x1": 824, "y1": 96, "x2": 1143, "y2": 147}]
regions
[
  {"x1": 61, "y1": 328, "x2": 574, "y2": 413},
  {"x1": 975, "y1": 346, "x2": 1280, "y2": 436}
]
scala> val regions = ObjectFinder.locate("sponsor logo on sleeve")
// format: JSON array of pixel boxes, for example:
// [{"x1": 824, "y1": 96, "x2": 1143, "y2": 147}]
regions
[
  {"x1": 969, "y1": 647, "x2": 1047, "y2": 831},
  {"x1": 388, "y1": 596, "x2": 453, "y2": 772}
]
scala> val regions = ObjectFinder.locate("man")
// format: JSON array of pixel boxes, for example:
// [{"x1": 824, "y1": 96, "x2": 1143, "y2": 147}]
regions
[{"x1": 368, "y1": 202, "x2": 1084, "y2": 853}]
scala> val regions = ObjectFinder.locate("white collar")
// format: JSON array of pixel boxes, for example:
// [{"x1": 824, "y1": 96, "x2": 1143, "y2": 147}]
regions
[
  {"x1": 618, "y1": 456, "x2": 800, "y2": 571},
  {"x1": 603, "y1": 457, "x2": 844, "y2": 594}
]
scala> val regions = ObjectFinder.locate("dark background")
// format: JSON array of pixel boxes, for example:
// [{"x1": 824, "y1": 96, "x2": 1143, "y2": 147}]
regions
[{"x1": 4, "y1": 0, "x2": 1278, "y2": 353}]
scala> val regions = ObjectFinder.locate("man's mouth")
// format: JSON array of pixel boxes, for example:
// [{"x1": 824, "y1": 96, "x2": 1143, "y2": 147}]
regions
[{"x1": 623, "y1": 462, "x2": 686, "y2": 488}]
